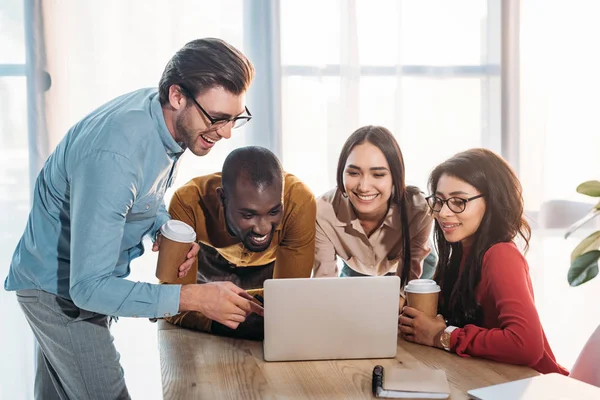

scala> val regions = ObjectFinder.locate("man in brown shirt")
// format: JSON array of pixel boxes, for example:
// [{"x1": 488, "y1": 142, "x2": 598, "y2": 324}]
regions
[{"x1": 165, "y1": 146, "x2": 316, "y2": 339}]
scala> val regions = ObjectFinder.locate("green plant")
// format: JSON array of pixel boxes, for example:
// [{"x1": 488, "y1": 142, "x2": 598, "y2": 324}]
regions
[{"x1": 564, "y1": 180, "x2": 600, "y2": 286}]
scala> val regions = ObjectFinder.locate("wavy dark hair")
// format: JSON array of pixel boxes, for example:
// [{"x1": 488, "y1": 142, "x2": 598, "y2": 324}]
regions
[
  {"x1": 158, "y1": 38, "x2": 254, "y2": 104},
  {"x1": 336, "y1": 125, "x2": 417, "y2": 287},
  {"x1": 429, "y1": 148, "x2": 531, "y2": 327}
]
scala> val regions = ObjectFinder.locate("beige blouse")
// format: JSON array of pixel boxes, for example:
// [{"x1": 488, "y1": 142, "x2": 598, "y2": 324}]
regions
[{"x1": 313, "y1": 188, "x2": 433, "y2": 280}]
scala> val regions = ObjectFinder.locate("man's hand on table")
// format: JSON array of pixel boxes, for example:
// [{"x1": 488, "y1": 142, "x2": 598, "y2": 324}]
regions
[{"x1": 179, "y1": 282, "x2": 264, "y2": 329}]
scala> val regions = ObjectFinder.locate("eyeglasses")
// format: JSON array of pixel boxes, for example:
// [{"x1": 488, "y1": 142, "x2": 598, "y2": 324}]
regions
[
  {"x1": 179, "y1": 84, "x2": 252, "y2": 129},
  {"x1": 425, "y1": 194, "x2": 485, "y2": 214}
]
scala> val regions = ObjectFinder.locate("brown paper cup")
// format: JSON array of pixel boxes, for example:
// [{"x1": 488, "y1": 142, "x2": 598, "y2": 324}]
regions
[
  {"x1": 406, "y1": 292, "x2": 439, "y2": 318},
  {"x1": 155, "y1": 220, "x2": 197, "y2": 284},
  {"x1": 404, "y1": 279, "x2": 441, "y2": 318}
]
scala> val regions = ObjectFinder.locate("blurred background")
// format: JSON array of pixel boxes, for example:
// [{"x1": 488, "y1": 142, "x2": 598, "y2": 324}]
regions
[{"x1": 2, "y1": 0, "x2": 600, "y2": 398}]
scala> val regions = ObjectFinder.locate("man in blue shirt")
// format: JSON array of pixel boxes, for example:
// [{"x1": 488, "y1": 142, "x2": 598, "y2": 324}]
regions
[{"x1": 4, "y1": 38, "x2": 262, "y2": 400}]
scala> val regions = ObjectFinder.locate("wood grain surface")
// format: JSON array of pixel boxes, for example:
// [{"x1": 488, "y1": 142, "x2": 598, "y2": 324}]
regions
[{"x1": 158, "y1": 321, "x2": 539, "y2": 399}]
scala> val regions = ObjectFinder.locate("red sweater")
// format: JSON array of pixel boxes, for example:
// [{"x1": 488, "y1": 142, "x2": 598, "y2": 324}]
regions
[{"x1": 449, "y1": 242, "x2": 569, "y2": 375}]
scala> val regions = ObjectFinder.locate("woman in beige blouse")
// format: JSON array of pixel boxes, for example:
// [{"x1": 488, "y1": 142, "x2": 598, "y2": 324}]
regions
[{"x1": 313, "y1": 126, "x2": 434, "y2": 305}]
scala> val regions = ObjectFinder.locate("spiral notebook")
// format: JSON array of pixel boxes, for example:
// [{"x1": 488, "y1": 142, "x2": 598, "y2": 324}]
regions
[{"x1": 372, "y1": 365, "x2": 451, "y2": 399}]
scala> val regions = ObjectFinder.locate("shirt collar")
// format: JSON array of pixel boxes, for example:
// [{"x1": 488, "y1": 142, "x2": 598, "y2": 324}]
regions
[
  {"x1": 334, "y1": 190, "x2": 401, "y2": 231},
  {"x1": 150, "y1": 92, "x2": 184, "y2": 156}
]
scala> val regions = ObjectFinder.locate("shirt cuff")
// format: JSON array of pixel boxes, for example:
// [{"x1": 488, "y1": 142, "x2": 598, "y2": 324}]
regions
[
  {"x1": 449, "y1": 326, "x2": 460, "y2": 350},
  {"x1": 155, "y1": 283, "x2": 181, "y2": 319},
  {"x1": 151, "y1": 215, "x2": 170, "y2": 243}
]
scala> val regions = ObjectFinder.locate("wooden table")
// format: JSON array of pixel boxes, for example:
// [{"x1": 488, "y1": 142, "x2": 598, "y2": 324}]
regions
[{"x1": 158, "y1": 321, "x2": 539, "y2": 399}]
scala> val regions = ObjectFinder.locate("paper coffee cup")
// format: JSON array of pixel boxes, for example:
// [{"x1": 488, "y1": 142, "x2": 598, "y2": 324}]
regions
[
  {"x1": 404, "y1": 279, "x2": 441, "y2": 317},
  {"x1": 156, "y1": 220, "x2": 197, "y2": 284}
]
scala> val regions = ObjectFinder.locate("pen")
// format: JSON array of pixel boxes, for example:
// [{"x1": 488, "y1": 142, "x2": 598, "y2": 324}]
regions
[
  {"x1": 253, "y1": 294, "x2": 264, "y2": 306},
  {"x1": 372, "y1": 365, "x2": 384, "y2": 397}
]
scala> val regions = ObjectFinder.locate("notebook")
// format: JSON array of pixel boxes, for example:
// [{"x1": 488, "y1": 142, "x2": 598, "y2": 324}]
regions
[
  {"x1": 372, "y1": 365, "x2": 451, "y2": 399},
  {"x1": 263, "y1": 276, "x2": 400, "y2": 361},
  {"x1": 468, "y1": 372, "x2": 600, "y2": 399}
]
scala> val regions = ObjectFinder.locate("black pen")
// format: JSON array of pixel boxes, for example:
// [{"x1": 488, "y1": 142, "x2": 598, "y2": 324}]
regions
[
  {"x1": 372, "y1": 365, "x2": 384, "y2": 397},
  {"x1": 253, "y1": 294, "x2": 264, "y2": 306}
]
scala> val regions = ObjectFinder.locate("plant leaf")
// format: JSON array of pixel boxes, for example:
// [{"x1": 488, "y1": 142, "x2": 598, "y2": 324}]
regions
[
  {"x1": 565, "y1": 207, "x2": 600, "y2": 238},
  {"x1": 568, "y1": 251, "x2": 600, "y2": 286},
  {"x1": 577, "y1": 181, "x2": 600, "y2": 197},
  {"x1": 571, "y1": 231, "x2": 600, "y2": 262}
]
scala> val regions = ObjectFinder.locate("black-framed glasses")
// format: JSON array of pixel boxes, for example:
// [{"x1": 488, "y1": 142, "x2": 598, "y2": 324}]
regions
[
  {"x1": 179, "y1": 85, "x2": 252, "y2": 129},
  {"x1": 425, "y1": 194, "x2": 485, "y2": 214}
]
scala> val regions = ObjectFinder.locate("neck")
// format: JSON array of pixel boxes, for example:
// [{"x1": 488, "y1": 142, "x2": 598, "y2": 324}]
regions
[
  {"x1": 355, "y1": 201, "x2": 388, "y2": 223},
  {"x1": 161, "y1": 103, "x2": 179, "y2": 141},
  {"x1": 355, "y1": 204, "x2": 388, "y2": 236},
  {"x1": 461, "y1": 236, "x2": 475, "y2": 249}
]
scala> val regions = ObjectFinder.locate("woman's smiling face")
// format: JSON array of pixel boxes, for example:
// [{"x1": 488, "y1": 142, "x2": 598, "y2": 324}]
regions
[
  {"x1": 343, "y1": 141, "x2": 393, "y2": 218},
  {"x1": 433, "y1": 173, "x2": 486, "y2": 246}
]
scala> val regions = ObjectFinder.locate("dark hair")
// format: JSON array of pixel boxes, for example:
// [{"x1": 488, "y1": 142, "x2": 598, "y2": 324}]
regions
[
  {"x1": 158, "y1": 38, "x2": 254, "y2": 105},
  {"x1": 429, "y1": 148, "x2": 531, "y2": 326},
  {"x1": 222, "y1": 146, "x2": 283, "y2": 193},
  {"x1": 336, "y1": 125, "x2": 415, "y2": 287}
]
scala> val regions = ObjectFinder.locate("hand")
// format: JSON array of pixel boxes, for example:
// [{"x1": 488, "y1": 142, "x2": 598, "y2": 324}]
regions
[
  {"x1": 152, "y1": 236, "x2": 200, "y2": 279},
  {"x1": 398, "y1": 295, "x2": 406, "y2": 313},
  {"x1": 152, "y1": 233, "x2": 162, "y2": 252},
  {"x1": 398, "y1": 306, "x2": 447, "y2": 348},
  {"x1": 176, "y1": 241, "x2": 200, "y2": 278},
  {"x1": 179, "y1": 282, "x2": 264, "y2": 330}
]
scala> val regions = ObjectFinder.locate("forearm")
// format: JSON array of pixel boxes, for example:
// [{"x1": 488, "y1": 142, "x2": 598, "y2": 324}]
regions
[
  {"x1": 179, "y1": 284, "x2": 201, "y2": 312},
  {"x1": 452, "y1": 324, "x2": 544, "y2": 365},
  {"x1": 70, "y1": 277, "x2": 180, "y2": 318}
]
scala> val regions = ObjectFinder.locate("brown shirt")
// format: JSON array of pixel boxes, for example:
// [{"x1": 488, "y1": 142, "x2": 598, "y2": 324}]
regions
[
  {"x1": 165, "y1": 172, "x2": 316, "y2": 334},
  {"x1": 314, "y1": 188, "x2": 433, "y2": 281},
  {"x1": 168, "y1": 172, "x2": 316, "y2": 279}
]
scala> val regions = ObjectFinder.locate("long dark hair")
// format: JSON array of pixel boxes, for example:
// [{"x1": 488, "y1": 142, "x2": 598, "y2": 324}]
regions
[
  {"x1": 429, "y1": 148, "x2": 531, "y2": 326},
  {"x1": 336, "y1": 125, "x2": 415, "y2": 287}
]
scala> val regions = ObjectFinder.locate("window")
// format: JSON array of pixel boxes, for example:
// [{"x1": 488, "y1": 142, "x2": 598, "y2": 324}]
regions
[
  {"x1": 0, "y1": 0, "x2": 35, "y2": 398},
  {"x1": 280, "y1": 0, "x2": 501, "y2": 196}
]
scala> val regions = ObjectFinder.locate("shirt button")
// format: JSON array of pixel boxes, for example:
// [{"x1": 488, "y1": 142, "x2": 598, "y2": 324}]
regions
[
  {"x1": 164, "y1": 313, "x2": 171, "y2": 317},
  {"x1": 145, "y1": 204, "x2": 150, "y2": 210}
]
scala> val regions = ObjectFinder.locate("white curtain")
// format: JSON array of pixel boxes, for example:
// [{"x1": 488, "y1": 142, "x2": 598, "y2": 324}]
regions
[
  {"x1": 41, "y1": 0, "x2": 251, "y2": 192},
  {"x1": 4, "y1": 1, "x2": 248, "y2": 398},
  {"x1": 279, "y1": 0, "x2": 496, "y2": 197},
  {"x1": 2, "y1": 1, "x2": 38, "y2": 398},
  {"x1": 520, "y1": 0, "x2": 600, "y2": 370}
]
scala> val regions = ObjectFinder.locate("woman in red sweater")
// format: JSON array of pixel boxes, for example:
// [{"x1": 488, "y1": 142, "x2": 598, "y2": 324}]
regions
[{"x1": 398, "y1": 148, "x2": 568, "y2": 375}]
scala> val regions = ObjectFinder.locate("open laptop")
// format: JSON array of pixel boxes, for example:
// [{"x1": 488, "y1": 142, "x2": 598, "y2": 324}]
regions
[
  {"x1": 468, "y1": 373, "x2": 600, "y2": 399},
  {"x1": 263, "y1": 276, "x2": 400, "y2": 362}
]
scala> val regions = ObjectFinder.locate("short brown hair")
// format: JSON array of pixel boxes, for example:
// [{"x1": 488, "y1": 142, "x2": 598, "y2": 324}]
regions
[{"x1": 158, "y1": 38, "x2": 254, "y2": 104}]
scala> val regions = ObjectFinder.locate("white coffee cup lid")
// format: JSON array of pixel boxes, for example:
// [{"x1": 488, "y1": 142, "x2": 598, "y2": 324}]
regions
[
  {"x1": 160, "y1": 220, "x2": 196, "y2": 243},
  {"x1": 404, "y1": 279, "x2": 441, "y2": 294}
]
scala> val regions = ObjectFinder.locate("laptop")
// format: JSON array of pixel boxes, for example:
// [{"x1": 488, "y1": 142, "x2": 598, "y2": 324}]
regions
[
  {"x1": 263, "y1": 276, "x2": 400, "y2": 362},
  {"x1": 468, "y1": 373, "x2": 600, "y2": 399}
]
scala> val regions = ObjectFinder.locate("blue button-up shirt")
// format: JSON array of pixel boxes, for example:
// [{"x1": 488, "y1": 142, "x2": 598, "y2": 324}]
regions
[{"x1": 5, "y1": 89, "x2": 183, "y2": 318}]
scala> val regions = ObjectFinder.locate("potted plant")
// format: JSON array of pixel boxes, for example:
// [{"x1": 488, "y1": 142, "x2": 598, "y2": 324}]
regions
[{"x1": 565, "y1": 180, "x2": 600, "y2": 286}]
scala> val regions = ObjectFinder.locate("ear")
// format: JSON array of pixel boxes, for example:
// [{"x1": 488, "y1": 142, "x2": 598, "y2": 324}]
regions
[
  {"x1": 216, "y1": 187, "x2": 226, "y2": 206},
  {"x1": 168, "y1": 84, "x2": 187, "y2": 111}
]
